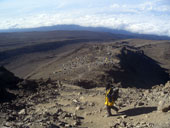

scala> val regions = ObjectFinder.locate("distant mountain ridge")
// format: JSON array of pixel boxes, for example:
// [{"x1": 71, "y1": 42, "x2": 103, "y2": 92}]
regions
[{"x1": 0, "y1": 24, "x2": 170, "y2": 40}]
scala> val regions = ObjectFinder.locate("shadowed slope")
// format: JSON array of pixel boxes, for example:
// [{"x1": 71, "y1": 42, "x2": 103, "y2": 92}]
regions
[
  {"x1": 0, "y1": 66, "x2": 20, "y2": 102},
  {"x1": 107, "y1": 47, "x2": 169, "y2": 88}
]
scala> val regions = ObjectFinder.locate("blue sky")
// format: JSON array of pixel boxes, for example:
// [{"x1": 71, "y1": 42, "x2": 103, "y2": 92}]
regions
[{"x1": 0, "y1": 0, "x2": 170, "y2": 36}]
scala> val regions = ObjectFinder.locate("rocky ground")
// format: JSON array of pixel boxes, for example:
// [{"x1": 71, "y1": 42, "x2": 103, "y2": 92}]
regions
[
  {"x1": 0, "y1": 78, "x2": 170, "y2": 128},
  {"x1": 1, "y1": 39, "x2": 170, "y2": 128},
  {"x1": 26, "y1": 42, "x2": 169, "y2": 89}
]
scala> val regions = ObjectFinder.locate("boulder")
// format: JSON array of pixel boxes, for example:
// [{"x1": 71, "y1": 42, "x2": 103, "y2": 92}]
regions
[
  {"x1": 163, "y1": 81, "x2": 170, "y2": 90},
  {"x1": 162, "y1": 105, "x2": 170, "y2": 112},
  {"x1": 157, "y1": 94, "x2": 170, "y2": 112},
  {"x1": 18, "y1": 109, "x2": 26, "y2": 115}
]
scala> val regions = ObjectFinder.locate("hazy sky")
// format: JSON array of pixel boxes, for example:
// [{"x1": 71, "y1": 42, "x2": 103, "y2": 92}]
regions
[{"x1": 0, "y1": 0, "x2": 170, "y2": 36}]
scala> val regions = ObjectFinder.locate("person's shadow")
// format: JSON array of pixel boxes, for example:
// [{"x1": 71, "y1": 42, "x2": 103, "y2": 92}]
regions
[{"x1": 112, "y1": 106, "x2": 157, "y2": 117}]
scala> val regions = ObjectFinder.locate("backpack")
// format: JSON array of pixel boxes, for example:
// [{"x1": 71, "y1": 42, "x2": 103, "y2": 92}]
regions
[{"x1": 107, "y1": 87, "x2": 119, "y2": 102}]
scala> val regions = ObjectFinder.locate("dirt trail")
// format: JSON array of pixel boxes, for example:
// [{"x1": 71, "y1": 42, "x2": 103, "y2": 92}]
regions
[
  {"x1": 43, "y1": 83, "x2": 170, "y2": 128},
  {"x1": 1, "y1": 80, "x2": 170, "y2": 128}
]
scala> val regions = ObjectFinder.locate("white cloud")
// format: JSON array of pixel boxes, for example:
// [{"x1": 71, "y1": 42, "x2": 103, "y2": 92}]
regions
[
  {"x1": 138, "y1": 0, "x2": 170, "y2": 12},
  {"x1": 0, "y1": 12, "x2": 170, "y2": 36},
  {"x1": 110, "y1": 4, "x2": 120, "y2": 9},
  {"x1": 0, "y1": 0, "x2": 170, "y2": 36}
]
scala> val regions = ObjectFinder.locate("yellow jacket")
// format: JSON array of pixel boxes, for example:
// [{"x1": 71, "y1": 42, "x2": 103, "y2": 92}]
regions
[{"x1": 105, "y1": 88, "x2": 114, "y2": 106}]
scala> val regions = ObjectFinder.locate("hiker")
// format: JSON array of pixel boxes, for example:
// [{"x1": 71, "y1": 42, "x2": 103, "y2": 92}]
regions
[{"x1": 105, "y1": 83, "x2": 119, "y2": 117}]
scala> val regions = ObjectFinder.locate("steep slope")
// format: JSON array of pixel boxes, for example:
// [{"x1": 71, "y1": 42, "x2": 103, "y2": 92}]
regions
[
  {"x1": 139, "y1": 42, "x2": 170, "y2": 73},
  {"x1": 108, "y1": 46, "x2": 169, "y2": 88},
  {"x1": 28, "y1": 42, "x2": 169, "y2": 89},
  {"x1": 0, "y1": 66, "x2": 20, "y2": 102}
]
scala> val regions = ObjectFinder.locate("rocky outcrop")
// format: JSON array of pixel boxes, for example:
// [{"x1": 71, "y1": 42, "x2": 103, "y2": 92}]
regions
[
  {"x1": 0, "y1": 66, "x2": 21, "y2": 102},
  {"x1": 0, "y1": 79, "x2": 83, "y2": 128},
  {"x1": 157, "y1": 81, "x2": 170, "y2": 112},
  {"x1": 107, "y1": 46, "x2": 169, "y2": 88},
  {"x1": 0, "y1": 66, "x2": 20, "y2": 89}
]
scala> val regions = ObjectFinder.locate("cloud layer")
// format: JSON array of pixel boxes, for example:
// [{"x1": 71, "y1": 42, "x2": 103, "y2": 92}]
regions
[{"x1": 0, "y1": 0, "x2": 170, "y2": 36}]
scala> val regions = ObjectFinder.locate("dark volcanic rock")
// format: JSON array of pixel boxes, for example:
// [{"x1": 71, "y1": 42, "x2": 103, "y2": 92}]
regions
[
  {"x1": 0, "y1": 66, "x2": 21, "y2": 102},
  {"x1": 0, "y1": 66, "x2": 20, "y2": 89},
  {"x1": 107, "y1": 46, "x2": 170, "y2": 88}
]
